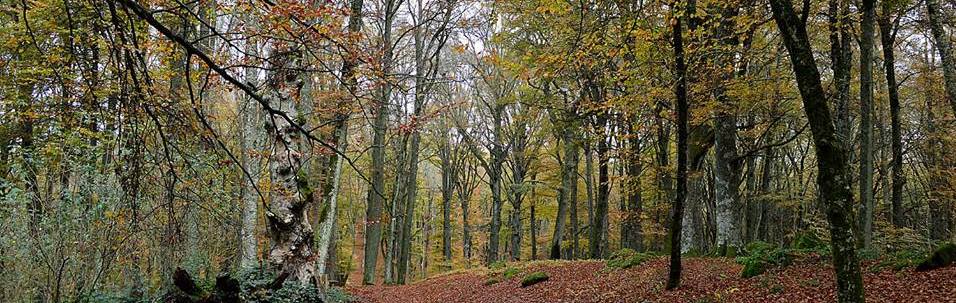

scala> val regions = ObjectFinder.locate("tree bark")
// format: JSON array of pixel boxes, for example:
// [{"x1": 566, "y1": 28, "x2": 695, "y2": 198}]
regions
[
  {"x1": 829, "y1": 0, "x2": 852, "y2": 148},
  {"x1": 858, "y1": 0, "x2": 876, "y2": 250},
  {"x1": 713, "y1": 3, "x2": 743, "y2": 255},
  {"x1": 926, "y1": 0, "x2": 956, "y2": 115},
  {"x1": 262, "y1": 49, "x2": 318, "y2": 285},
  {"x1": 362, "y1": 0, "x2": 394, "y2": 282},
  {"x1": 238, "y1": 24, "x2": 262, "y2": 269},
  {"x1": 622, "y1": 119, "x2": 643, "y2": 251},
  {"x1": 878, "y1": 3, "x2": 904, "y2": 227},
  {"x1": 768, "y1": 0, "x2": 865, "y2": 301},
  {"x1": 590, "y1": 117, "x2": 610, "y2": 259},
  {"x1": 439, "y1": 132, "x2": 455, "y2": 264},
  {"x1": 667, "y1": 2, "x2": 689, "y2": 289},
  {"x1": 530, "y1": 178, "x2": 539, "y2": 259},
  {"x1": 486, "y1": 112, "x2": 507, "y2": 265},
  {"x1": 551, "y1": 121, "x2": 579, "y2": 259}
]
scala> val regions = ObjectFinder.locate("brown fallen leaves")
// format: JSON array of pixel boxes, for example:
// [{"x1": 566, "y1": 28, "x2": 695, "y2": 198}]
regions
[{"x1": 349, "y1": 256, "x2": 956, "y2": 302}]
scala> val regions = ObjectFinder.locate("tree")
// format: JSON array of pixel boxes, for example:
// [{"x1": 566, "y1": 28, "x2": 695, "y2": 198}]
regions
[
  {"x1": 858, "y1": 0, "x2": 876, "y2": 249},
  {"x1": 768, "y1": 0, "x2": 866, "y2": 301},
  {"x1": 666, "y1": 0, "x2": 690, "y2": 290},
  {"x1": 713, "y1": 2, "x2": 744, "y2": 255},
  {"x1": 364, "y1": 0, "x2": 401, "y2": 285},
  {"x1": 926, "y1": 0, "x2": 956, "y2": 115},
  {"x1": 878, "y1": 0, "x2": 904, "y2": 227},
  {"x1": 315, "y1": 0, "x2": 365, "y2": 286}
]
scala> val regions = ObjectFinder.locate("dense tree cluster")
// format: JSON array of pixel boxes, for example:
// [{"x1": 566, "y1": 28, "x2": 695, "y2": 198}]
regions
[{"x1": 1, "y1": 0, "x2": 955, "y2": 302}]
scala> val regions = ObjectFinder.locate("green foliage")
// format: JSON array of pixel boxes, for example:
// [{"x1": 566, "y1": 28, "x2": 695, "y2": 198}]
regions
[
  {"x1": 502, "y1": 267, "x2": 522, "y2": 279},
  {"x1": 325, "y1": 287, "x2": 354, "y2": 303},
  {"x1": 605, "y1": 249, "x2": 653, "y2": 270},
  {"x1": 484, "y1": 277, "x2": 502, "y2": 286},
  {"x1": 736, "y1": 242, "x2": 791, "y2": 278},
  {"x1": 237, "y1": 269, "x2": 331, "y2": 303},
  {"x1": 519, "y1": 271, "x2": 549, "y2": 287},
  {"x1": 916, "y1": 242, "x2": 956, "y2": 272},
  {"x1": 874, "y1": 248, "x2": 929, "y2": 271},
  {"x1": 791, "y1": 230, "x2": 828, "y2": 254}
]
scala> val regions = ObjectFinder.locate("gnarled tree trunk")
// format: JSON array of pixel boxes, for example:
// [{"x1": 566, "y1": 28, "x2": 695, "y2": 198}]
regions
[{"x1": 262, "y1": 49, "x2": 318, "y2": 285}]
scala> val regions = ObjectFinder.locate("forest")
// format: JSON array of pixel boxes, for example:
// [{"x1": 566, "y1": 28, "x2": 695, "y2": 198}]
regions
[{"x1": 2, "y1": 0, "x2": 956, "y2": 301}]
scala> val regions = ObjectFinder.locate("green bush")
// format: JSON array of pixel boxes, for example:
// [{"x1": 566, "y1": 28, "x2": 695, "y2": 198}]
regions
[
  {"x1": 605, "y1": 249, "x2": 654, "y2": 270},
  {"x1": 737, "y1": 241, "x2": 791, "y2": 278},
  {"x1": 917, "y1": 242, "x2": 956, "y2": 272},
  {"x1": 236, "y1": 268, "x2": 328, "y2": 303},
  {"x1": 873, "y1": 248, "x2": 928, "y2": 271},
  {"x1": 502, "y1": 267, "x2": 522, "y2": 279},
  {"x1": 325, "y1": 287, "x2": 354, "y2": 303},
  {"x1": 484, "y1": 276, "x2": 502, "y2": 286},
  {"x1": 488, "y1": 260, "x2": 507, "y2": 270},
  {"x1": 792, "y1": 230, "x2": 828, "y2": 254},
  {"x1": 520, "y1": 271, "x2": 549, "y2": 287}
]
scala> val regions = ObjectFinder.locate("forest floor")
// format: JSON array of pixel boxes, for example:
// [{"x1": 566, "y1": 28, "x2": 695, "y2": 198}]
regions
[{"x1": 348, "y1": 256, "x2": 956, "y2": 302}]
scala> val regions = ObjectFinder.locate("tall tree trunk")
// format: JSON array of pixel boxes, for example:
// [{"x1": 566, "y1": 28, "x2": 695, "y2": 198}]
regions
[
  {"x1": 385, "y1": 136, "x2": 408, "y2": 284},
  {"x1": 530, "y1": 177, "x2": 539, "y2": 259},
  {"x1": 395, "y1": 22, "x2": 431, "y2": 283},
  {"x1": 440, "y1": 139, "x2": 454, "y2": 264},
  {"x1": 878, "y1": 5, "x2": 904, "y2": 227},
  {"x1": 667, "y1": 1, "x2": 689, "y2": 288},
  {"x1": 858, "y1": 0, "x2": 876, "y2": 250},
  {"x1": 924, "y1": 51, "x2": 954, "y2": 241},
  {"x1": 551, "y1": 122, "x2": 579, "y2": 259},
  {"x1": 570, "y1": 154, "x2": 580, "y2": 258},
  {"x1": 262, "y1": 50, "x2": 318, "y2": 285},
  {"x1": 926, "y1": 0, "x2": 956, "y2": 115},
  {"x1": 590, "y1": 117, "x2": 610, "y2": 259},
  {"x1": 238, "y1": 24, "x2": 262, "y2": 269},
  {"x1": 486, "y1": 104, "x2": 507, "y2": 265},
  {"x1": 459, "y1": 176, "x2": 473, "y2": 262},
  {"x1": 622, "y1": 119, "x2": 643, "y2": 251},
  {"x1": 317, "y1": 0, "x2": 364, "y2": 285},
  {"x1": 363, "y1": 0, "x2": 395, "y2": 283},
  {"x1": 713, "y1": 4, "x2": 743, "y2": 255},
  {"x1": 508, "y1": 151, "x2": 527, "y2": 261},
  {"x1": 768, "y1": 0, "x2": 865, "y2": 301},
  {"x1": 829, "y1": 0, "x2": 852, "y2": 148},
  {"x1": 583, "y1": 139, "x2": 595, "y2": 256}
]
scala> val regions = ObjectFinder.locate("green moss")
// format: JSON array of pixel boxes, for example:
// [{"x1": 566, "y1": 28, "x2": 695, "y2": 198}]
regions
[
  {"x1": 296, "y1": 170, "x2": 314, "y2": 200},
  {"x1": 520, "y1": 272, "x2": 549, "y2": 287},
  {"x1": 916, "y1": 242, "x2": 956, "y2": 272},
  {"x1": 605, "y1": 249, "x2": 653, "y2": 270}
]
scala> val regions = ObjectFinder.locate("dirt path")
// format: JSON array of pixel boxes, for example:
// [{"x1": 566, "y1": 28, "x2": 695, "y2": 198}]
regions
[{"x1": 349, "y1": 257, "x2": 956, "y2": 302}]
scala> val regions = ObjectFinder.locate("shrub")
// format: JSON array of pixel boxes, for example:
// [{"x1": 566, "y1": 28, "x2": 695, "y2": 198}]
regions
[
  {"x1": 235, "y1": 268, "x2": 330, "y2": 303},
  {"x1": 916, "y1": 242, "x2": 956, "y2": 272},
  {"x1": 325, "y1": 287, "x2": 353, "y2": 303},
  {"x1": 520, "y1": 271, "x2": 549, "y2": 287},
  {"x1": 484, "y1": 277, "x2": 502, "y2": 286},
  {"x1": 737, "y1": 241, "x2": 791, "y2": 278},
  {"x1": 874, "y1": 248, "x2": 929, "y2": 271},
  {"x1": 605, "y1": 249, "x2": 654, "y2": 270},
  {"x1": 792, "y1": 229, "x2": 828, "y2": 254},
  {"x1": 502, "y1": 267, "x2": 521, "y2": 279}
]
